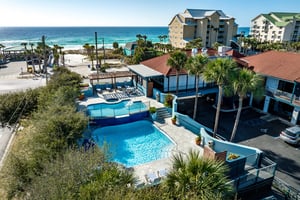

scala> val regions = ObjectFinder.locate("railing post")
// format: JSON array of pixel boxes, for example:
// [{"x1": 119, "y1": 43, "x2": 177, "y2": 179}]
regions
[{"x1": 255, "y1": 169, "x2": 259, "y2": 184}]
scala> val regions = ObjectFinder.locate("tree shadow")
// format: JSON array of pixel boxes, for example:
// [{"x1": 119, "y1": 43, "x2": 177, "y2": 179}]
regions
[{"x1": 262, "y1": 149, "x2": 300, "y2": 189}]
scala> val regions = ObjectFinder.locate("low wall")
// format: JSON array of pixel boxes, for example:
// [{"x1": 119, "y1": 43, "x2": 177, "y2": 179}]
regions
[
  {"x1": 90, "y1": 111, "x2": 149, "y2": 127},
  {"x1": 176, "y1": 111, "x2": 262, "y2": 168}
]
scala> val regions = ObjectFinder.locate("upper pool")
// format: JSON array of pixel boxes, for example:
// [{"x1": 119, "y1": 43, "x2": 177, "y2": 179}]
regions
[
  {"x1": 87, "y1": 99, "x2": 148, "y2": 118},
  {"x1": 92, "y1": 120, "x2": 175, "y2": 167}
]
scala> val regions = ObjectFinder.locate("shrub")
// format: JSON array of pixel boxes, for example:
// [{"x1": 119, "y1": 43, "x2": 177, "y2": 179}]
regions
[
  {"x1": 164, "y1": 94, "x2": 174, "y2": 108},
  {"x1": 149, "y1": 106, "x2": 157, "y2": 114}
]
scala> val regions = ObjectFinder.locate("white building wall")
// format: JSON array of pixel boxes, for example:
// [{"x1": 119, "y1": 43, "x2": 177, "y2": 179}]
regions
[{"x1": 163, "y1": 74, "x2": 207, "y2": 91}]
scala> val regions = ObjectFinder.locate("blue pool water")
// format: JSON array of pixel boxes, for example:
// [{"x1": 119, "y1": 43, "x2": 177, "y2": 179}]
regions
[
  {"x1": 92, "y1": 120, "x2": 175, "y2": 167},
  {"x1": 87, "y1": 100, "x2": 148, "y2": 118}
]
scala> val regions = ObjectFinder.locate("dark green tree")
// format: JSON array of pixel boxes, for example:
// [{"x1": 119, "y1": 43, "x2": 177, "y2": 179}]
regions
[
  {"x1": 185, "y1": 54, "x2": 209, "y2": 119},
  {"x1": 203, "y1": 58, "x2": 237, "y2": 137}
]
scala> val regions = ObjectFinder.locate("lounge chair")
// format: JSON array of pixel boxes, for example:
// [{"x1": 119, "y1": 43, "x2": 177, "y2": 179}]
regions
[
  {"x1": 157, "y1": 168, "x2": 168, "y2": 179},
  {"x1": 106, "y1": 87, "x2": 112, "y2": 92},
  {"x1": 96, "y1": 88, "x2": 102, "y2": 94},
  {"x1": 144, "y1": 172, "x2": 161, "y2": 185}
]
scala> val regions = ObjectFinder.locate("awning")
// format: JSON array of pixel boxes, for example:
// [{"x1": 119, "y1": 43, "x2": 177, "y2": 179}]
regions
[{"x1": 128, "y1": 64, "x2": 163, "y2": 78}]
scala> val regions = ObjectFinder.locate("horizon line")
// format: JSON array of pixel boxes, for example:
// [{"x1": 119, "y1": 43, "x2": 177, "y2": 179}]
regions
[{"x1": 0, "y1": 25, "x2": 251, "y2": 28}]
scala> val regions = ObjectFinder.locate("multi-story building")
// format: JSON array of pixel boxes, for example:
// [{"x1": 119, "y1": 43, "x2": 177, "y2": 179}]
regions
[
  {"x1": 251, "y1": 12, "x2": 300, "y2": 43},
  {"x1": 168, "y1": 9, "x2": 237, "y2": 49},
  {"x1": 240, "y1": 51, "x2": 300, "y2": 125}
]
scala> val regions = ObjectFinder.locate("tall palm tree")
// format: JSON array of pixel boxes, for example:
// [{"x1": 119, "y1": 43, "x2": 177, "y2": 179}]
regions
[
  {"x1": 203, "y1": 58, "x2": 237, "y2": 137},
  {"x1": 21, "y1": 42, "x2": 29, "y2": 69},
  {"x1": 0, "y1": 44, "x2": 5, "y2": 59},
  {"x1": 162, "y1": 35, "x2": 168, "y2": 43},
  {"x1": 185, "y1": 54, "x2": 208, "y2": 119},
  {"x1": 229, "y1": 68, "x2": 263, "y2": 142},
  {"x1": 167, "y1": 51, "x2": 187, "y2": 94},
  {"x1": 163, "y1": 150, "x2": 233, "y2": 199},
  {"x1": 90, "y1": 45, "x2": 95, "y2": 68}
]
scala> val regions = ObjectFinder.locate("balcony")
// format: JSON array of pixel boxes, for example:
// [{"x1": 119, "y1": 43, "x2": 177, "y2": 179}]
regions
[{"x1": 266, "y1": 89, "x2": 300, "y2": 106}]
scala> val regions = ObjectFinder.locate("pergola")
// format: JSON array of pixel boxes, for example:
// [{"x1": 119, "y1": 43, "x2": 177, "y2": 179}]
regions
[{"x1": 89, "y1": 71, "x2": 136, "y2": 89}]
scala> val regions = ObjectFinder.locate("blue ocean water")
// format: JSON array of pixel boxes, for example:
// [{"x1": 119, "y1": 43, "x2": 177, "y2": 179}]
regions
[{"x1": 0, "y1": 26, "x2": 249, "y2": 50}]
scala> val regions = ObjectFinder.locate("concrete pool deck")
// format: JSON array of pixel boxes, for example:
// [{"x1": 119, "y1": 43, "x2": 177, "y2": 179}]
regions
[{"x1": 79, "y1": 95, "x2": 203, "y2": 184}]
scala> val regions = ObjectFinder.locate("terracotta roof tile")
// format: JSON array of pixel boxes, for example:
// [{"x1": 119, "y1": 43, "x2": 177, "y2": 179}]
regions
[
  {"x1": 141, "y1": 54, "x2": 187, "y2": 76},
  {"x1": 141, "y1": 49, "x2": 219, "y2": 76},
  {"x1": 240, "y1": 51, "x2": 300, "y2": 82}
]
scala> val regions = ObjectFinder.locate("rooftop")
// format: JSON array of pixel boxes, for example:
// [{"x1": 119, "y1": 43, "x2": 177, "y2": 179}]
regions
[
  {"x1": 256, "y1": 12, "x2": 300, "y2": 27},
  {"x1": 240, "y1": 51, "x2": 300, "y2": 82}
]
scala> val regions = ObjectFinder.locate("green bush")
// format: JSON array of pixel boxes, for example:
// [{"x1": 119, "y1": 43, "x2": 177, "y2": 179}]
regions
[
  {"x1": 149, "y1": 106, "x2": 157, "y2": 114},
  {"x1": 164, "y1": 93, "x2": 174, "y2": 108}
]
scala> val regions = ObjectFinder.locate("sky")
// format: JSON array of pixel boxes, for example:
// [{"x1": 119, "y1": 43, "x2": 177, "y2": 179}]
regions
[{"x1": 1, "y1": 0, "x2": 300, "y2": 27}]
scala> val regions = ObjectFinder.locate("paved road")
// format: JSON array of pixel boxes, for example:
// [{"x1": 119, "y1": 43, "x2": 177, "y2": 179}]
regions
[
  {"x1": 0, "y1": 126, "x2": 13, "y2": 169},
  {"x1": 0, "y1": 61, "x2": 46, "y2": 94},
  {"x1": 0, "y1": 61, "x2": 46, "y2": 168}
]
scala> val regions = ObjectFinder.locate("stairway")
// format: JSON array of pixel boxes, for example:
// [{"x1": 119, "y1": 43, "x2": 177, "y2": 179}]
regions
[{"x1": 155, "y1": 107, "x2": 171, "y2": 123}]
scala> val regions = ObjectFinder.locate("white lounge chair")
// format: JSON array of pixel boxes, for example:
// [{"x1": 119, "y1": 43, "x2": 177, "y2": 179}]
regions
[
  {"x1": 157, "y1": 168, "x2": 168, "y2": 179},
  {"x1": 145, "y1": 172, "x2": 160, "y2": 185}
]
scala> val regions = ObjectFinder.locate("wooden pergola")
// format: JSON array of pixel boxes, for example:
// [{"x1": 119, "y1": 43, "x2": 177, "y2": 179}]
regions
[{"x1": 89, "y1": 71, "x2": 137, "y2": 89}]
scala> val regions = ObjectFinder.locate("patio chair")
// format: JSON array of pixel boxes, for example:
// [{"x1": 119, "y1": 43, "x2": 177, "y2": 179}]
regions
[
  {"x1": 157, "y1": 168, "x2": 168, "y2": 179},
  {"x1": 96, "y1": 88, "x2": 102, "y2": 94},
  {"x1": 144, "y1": 172, "x2": 161, "y2": 185},
  {"x1": 106, "y1": 87, "x2": 112, "y2": 92}
]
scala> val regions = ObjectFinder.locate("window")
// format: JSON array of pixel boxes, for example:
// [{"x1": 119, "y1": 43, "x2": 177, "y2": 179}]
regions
[
  {"x1": 278, "y1": 80, "x2": 294, "y2": 93},
  {"x1": 278, "y1": 31, "x2": 282, "y2": 34},
  {"x1": 270, "y1": 26, "x2": 273, "y2": 29}
]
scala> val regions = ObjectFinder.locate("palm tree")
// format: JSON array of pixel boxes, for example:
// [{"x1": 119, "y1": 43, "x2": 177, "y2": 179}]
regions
[
  {"x1": 21, "y1": 42, "x2": 29, "y2": 69},
  {"x1": 163, "y1": 150, "x2": 233, "y2": 199},
  {"x1": 162, "y1": 35, "x2": 168, "y2": 43},
  {"x1": 0, "y1": 44, "x2": 5, "y2": 59},
  {"x1": 203, "y1": 58, "x2": 237, "y2": 137},
  {"x1": 158, "y1": 35, "x2": 163, "y2": 43},
  {"x1": 186, "y1": 38, "x2": 202, "y2": 49},
  {"x1": 185, "y1": 54, "x2": 208, "y2": 119},
  {"x1": 90, "y1": 45, "x2": 95, "y2": 68},
  {"x1": 136, "y1": 34, "x2": 143, "y2": 41},
  {"x1": 229, "y1": 68, "x2": 263, "y2": 142},
  {"x1": 167, "y1": 51, "x2": 187, "y2": 94}
]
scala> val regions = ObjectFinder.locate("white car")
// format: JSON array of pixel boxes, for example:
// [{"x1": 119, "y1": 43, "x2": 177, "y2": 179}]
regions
[{"x1": 280, "y1": 125, "x2": 300, "y2": 145}]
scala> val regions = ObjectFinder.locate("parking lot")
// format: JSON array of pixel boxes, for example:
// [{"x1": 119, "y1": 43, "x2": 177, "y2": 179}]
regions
[{"x1": 178, "y1": 96, "x2": 300, "y2": 190}]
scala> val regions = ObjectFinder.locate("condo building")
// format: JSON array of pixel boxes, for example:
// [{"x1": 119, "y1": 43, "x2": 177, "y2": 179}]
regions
[
  {"x1": 251, "y1": 12, "x2": 300, "y2": 43},
  {"x1": 168, "y1": 9, "x2": 237, "y2": 49}
]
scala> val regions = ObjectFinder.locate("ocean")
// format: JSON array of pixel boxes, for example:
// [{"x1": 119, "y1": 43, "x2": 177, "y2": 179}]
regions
[{"x1": 0, "y1": 27, "x2": 250, "y2": 50}]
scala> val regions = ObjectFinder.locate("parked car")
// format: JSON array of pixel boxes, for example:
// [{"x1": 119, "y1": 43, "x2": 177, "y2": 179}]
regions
[{"x1": 280, "y1": 125, "x2": 300, "y2": 145}]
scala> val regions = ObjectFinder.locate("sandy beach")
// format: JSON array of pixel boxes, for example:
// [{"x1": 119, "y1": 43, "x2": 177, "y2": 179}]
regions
[{"x1": 0, "y1": 54, "x2": 127, "y2": 94}]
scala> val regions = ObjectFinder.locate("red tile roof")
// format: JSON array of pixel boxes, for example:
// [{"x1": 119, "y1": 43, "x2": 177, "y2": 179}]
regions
[
  {"x1": 239, "y1": 51, "x2": 300, "y2": 82},
  {"x1": 141, "y1": 49, "x2": 218, "y2": 76}
]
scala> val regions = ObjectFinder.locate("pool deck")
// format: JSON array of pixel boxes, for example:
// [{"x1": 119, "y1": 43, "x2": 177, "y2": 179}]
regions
[{"x1": 78, "y1": 94, "x2": 203, "y2": 185}]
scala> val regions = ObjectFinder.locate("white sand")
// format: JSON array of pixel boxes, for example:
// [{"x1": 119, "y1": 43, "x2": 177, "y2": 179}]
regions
[
  {"x1": 64, "y1": 54, "x2": 89, "y2": 67},
  {"x1": 0, "y1": 54, "x2": 127, "y2": 93}
]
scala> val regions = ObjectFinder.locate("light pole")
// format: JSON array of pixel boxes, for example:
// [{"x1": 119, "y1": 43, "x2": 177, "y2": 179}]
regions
[
  {"x1": 95, "y1": 32, "x2": 99, "y2": 83},
  {"x1": 42, "y1": 35, "x2": 48, "y2": 85}
]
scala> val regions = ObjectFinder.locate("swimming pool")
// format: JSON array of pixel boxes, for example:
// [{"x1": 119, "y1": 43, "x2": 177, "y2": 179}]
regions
[
  {"x1": 87, "y1": 99, "x2": 148, "y2": 118},
  {"x1": 92, "y1": 120, "x2": 175, "y2": 167}
]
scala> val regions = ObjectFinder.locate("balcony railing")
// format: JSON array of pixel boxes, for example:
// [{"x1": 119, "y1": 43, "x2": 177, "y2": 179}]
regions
[
  {"x1": 227, "y1": 156, "x2": 276, "y2": 191},
  {"x1": 266, "y1": 88, "x2": 300, "y2": 106}
]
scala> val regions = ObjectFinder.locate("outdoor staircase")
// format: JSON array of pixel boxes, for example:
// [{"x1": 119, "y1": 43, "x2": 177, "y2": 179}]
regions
[{"x1": 155, "y1": 107, "x2": 172, "y2": 123}]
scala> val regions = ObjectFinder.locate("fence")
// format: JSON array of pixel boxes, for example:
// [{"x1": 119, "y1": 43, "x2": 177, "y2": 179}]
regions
[{"x1": 228, "y1": 157, "x2": 276, "y2": 190}]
